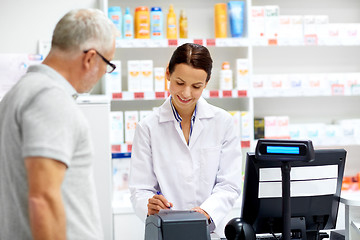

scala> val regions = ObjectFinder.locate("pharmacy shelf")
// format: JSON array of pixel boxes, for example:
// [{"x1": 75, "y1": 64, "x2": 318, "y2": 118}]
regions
[
  {"x1": 252, "y1": 92, "x2": 360, "y2": 98},
  {"x1": 111, "y1": 140, "x2": 251, "y2": 154},
  {"x1": 253, "y1": 95, "x2": 360, "y2": 116},
  {"x1": 102, "y1": 0, "x2": 360, "y2": 184},
  {"x1": 102, "y1": 0, "x2": 360, "y2": 239},
  {"x1": 116, "y1": 38, "x2": 250, "y2": 48},
  {"x1": 109, "y1": 90, "x2": 360, "y2": 102},
  {"x1": 110, "y1": 89, "x2": 247, "y2": 101},
  {"x1": 115, "y1": 37, "x2": 360, "y2": 48}
]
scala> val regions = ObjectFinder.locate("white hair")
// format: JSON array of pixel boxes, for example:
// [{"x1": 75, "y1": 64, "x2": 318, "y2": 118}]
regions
[{"x1": 51, "y1": 8, "x2": 117, "y2": 53}]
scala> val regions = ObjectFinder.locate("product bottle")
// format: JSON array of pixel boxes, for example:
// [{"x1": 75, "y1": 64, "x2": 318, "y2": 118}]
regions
[
  {"x1": 228, "y1": 1, "x2": 245, "y2": 38},
  {"x1": 179, "y1": 10, "x2": 188, "y2": 39},
  {"x1": 214, "y1": 3, "x2": 227, "y2": 38},
  {"x1": 150, "y1": 7, "x2": 164, "y2": 39},
  {"x1": 123, "y1": 7, "x2": 134, "y2": 39},
  {"x1": 108, "y1": 6, "x2": 122, "y2": 39},
  {"x1": 220, "y1": 61, "x2": 233, "y2": 90},
  {"x1": 167, "y1": 4, "x2": 177, "y2": 39},
  {"x1": 135, "y1": 6, "x2": 150, "y2": 39}
]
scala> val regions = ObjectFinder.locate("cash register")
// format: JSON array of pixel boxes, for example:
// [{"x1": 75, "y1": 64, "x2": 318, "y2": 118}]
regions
[
  {"x1": 225, "y1": 139, "x2": 346, "y2": 240},
  {"x1": 145, "y1": 210, "x2": 210, "y2": 240}
]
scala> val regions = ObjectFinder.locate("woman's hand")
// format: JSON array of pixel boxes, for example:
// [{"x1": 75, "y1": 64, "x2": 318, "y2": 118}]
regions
[
  {"x1": 191, "y1": 206, "x2": 210, "y2": 220},
  {"x1": 147, "y1": 194, "x2": 173, "y2": 216}
]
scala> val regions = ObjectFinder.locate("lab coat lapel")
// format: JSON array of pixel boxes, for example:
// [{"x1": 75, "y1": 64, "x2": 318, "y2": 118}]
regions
[
  {"x1": 189, "y1": 117, "x2": 204, "y2": 148},
  {"x1": 159, "y1": 97, "x2": 190, "y2": 147},
  {"x1": 158, "y1": 97, "x2": 174, "y2": 123},
  {"x1": 189, "y1": 97, "x2": 214, "y2": 149}
]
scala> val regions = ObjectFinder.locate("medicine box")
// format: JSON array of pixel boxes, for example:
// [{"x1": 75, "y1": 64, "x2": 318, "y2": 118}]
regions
[
  {"x1": 140, "y1": 60, "x2": 153, "y2": 92},
  {"x1": 103, "y1": 60, "x2": 121, "y2": 98},
  {"x1": 154, "y1": 67, "x2": 166, "y2": 91},
  {"x1": 127, "y1": 60, "x2": 141, "y2": 92},
  {"x1": 124, "y1": 111, "x2": 139, "y2": 144}
]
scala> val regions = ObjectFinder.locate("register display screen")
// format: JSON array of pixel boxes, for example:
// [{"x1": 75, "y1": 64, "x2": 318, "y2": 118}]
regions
[
  {"x1": 255, "y1": 140, "x2": 314, "y2": 162},
  {"x1": 258, "y1": 144, "x2": 307, "y2": 156},
  {"x1": 266, "y1": 146, "x2": 300, "y2": 155}
]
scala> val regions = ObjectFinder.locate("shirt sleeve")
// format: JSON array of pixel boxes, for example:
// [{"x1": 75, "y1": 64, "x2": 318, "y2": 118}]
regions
[
  {"x1": 20, "y1": 88, "x2": 78, "y2": 167},
  {"x1": 129, "y1": 121, "x2": 159, "y2": 221},
  {"x1": 200, "y1": 114, "x2": 242, "y2": 231}
]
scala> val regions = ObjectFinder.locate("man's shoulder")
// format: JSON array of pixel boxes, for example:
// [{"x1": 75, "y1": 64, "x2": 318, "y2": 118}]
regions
[
  {"x1": 3, "y1": 71, "x2": 74, "y2": 117},
  {"x1": 22, "y1": 69, "x2": 69, "y2": 98}
]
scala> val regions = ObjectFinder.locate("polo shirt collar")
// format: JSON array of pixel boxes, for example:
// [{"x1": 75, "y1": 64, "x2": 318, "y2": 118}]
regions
[{"x1": 27, "y1": 64, "x2": 78, "y2": 98}]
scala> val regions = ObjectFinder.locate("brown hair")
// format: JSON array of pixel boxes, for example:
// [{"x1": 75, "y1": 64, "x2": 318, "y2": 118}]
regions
[{"x1": 168, "y1": 43, "x2": 213, "y2": 82}]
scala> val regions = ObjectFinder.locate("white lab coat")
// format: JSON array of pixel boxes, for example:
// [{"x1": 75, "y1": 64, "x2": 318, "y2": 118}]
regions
[{"x1": 129, "y1": 96, "x2": 242, "y2": 237}]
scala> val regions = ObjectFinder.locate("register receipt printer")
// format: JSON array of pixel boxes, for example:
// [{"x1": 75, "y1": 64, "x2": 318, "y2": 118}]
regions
[{"x1": 145, "y1": 210, "x2": 211, "y2": 240}]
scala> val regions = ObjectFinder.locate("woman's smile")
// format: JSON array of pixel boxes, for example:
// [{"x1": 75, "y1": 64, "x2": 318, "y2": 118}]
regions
[{"x1": 177, "y1": 95, "x2": 192, "y2": 103}]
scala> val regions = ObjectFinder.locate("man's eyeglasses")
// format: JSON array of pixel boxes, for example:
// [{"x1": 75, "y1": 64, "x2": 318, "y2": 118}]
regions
[{"x1": 83, "y1": 49, "x2": 116, "y2": 73}]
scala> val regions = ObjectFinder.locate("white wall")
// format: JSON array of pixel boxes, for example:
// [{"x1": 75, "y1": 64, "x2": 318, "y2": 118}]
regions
[{"x1": 0, "y1": 0, "x2": 99, "y2": 54}]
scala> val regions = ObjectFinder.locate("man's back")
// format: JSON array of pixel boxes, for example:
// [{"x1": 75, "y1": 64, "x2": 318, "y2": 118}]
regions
[{"x1": 0, "y1": 64, "x2": 103, "y2": 239}]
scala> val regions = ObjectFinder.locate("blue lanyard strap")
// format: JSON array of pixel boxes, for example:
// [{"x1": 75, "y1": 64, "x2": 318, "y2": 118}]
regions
[{"x1": 170, "y1": 96, "x2": 197, "y2": 143}]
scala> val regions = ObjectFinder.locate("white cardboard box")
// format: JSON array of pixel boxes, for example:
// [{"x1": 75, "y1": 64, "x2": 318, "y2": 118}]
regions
[
  {"x1": 124, "y1": 111, "x2": 139, "y2": 144},
  {"x1": 140, "y1": 60, "x2": 153, "y2": 92},
  {"x1": 127, "y1": 60, "x2": 141, "y2": 92},
  {"x1": 103, "y1": 60, "x2": 121, "y2": 97},
  {"x1": 110, "y1": 111, "x2": 124, "y2": 145},
  {"x1": 154, "y1": 67, "x2": 166, "y2": 91},
  {"x1": 236, "y1": 58, "x2": 249, "y2": 90}
]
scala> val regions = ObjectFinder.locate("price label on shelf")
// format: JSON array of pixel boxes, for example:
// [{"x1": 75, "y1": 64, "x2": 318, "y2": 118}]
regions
[
  {"x1": 168, "y1": 39, "x2": 178, "y2": 46},
  {"x1": 193, "y1": 39, "x2": 204, "y2": 46},
  {"x1": 222, "y1": 90, "x2": 232, "y2": 97},
  {"x1": 127, "y1": 144, "x2": 132, "y2": 152},
  {"x1": 206, "y1": 39, "x2": 216, "y2": 46},
  {"x1": 268, "y1": 38, "x2": 278, "y2": 46},
  {"x1": 111, "y1": 145, "x2": 121, "y2": 153},
  {"x1": 155, "y1": 92, "x2": 166, "y2": 99},
  {"x1": 112, "y1": 92, "x2": 122, "y2": 100},
  {"x1": 134, "y1": 92, "x2": 145, "y2": 99},
  {"x1": 237, "y1": 90, "x2": 247, "y2": 97},
  {"x1": 241, "y1": 141, "x2": 251, "y2": 148},
  {"x1": 209, "y1": 90, "x2": 219, "y2": 98}
]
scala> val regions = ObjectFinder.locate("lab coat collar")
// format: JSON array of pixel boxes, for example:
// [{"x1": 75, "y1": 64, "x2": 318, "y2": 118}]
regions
[
  {"x1": 196, "y1": 97, "x2": 215, "y2": 119},
  {"x1": 159, "y1": 96, "x2": 214, "y2": 123}
]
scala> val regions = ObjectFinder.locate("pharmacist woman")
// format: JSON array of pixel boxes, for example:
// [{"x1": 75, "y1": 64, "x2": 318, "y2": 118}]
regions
[{"x1": 129, "y1": 43, "x2": 242, "y2": 237}]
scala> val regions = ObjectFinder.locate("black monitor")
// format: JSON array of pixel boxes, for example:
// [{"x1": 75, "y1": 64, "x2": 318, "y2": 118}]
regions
[{"x1": 241, "y1": 148, "x2": 346, "y2": 240}]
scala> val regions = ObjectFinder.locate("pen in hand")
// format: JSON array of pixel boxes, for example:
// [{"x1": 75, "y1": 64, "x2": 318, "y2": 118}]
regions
[{"x1": 157, "y1": 191, "x2": 172, "y2": 209}]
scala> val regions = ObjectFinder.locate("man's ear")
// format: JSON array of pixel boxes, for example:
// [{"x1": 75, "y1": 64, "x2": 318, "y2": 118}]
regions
[{"x1": 82, "y1": 50, "x2": 96, "y2": 71}]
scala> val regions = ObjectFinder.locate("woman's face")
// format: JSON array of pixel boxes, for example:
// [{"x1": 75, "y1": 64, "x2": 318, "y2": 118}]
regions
[{"x1": 167, "y1": 63, "x2": 208, "y2": 114}]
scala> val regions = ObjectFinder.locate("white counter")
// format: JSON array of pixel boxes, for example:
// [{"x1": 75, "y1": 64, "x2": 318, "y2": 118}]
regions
[{"x1": 340, "y1": 191, "x2": 360, "y2": 240}]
